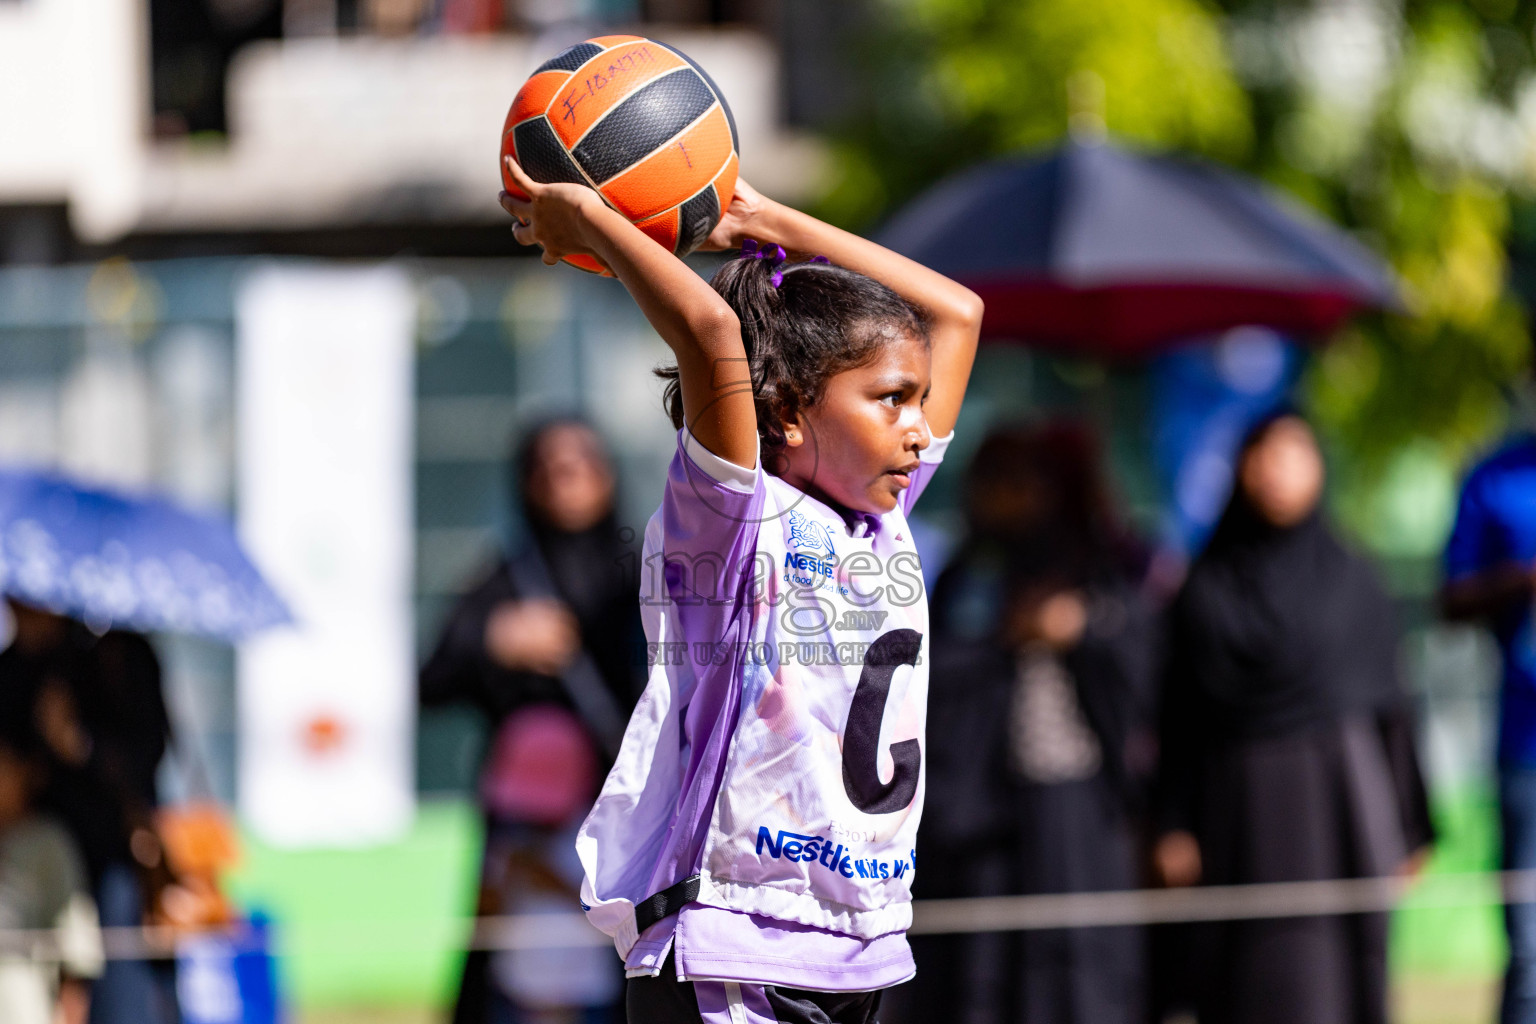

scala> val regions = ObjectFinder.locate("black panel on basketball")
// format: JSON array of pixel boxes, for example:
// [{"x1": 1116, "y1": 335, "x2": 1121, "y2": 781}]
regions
[
  {"x1": 572, "y1": 68, "x2": 718, "y2": 184},
  {"x1": 674, "y1": 185, "x2": 720, "y2": 255},
  {"x1": 534, "y1": 42, "x2": 605, "y2": 76},
  {"x1": 654, "y1": 40, "x2": 740, "y2": 154},
  {"x1": 513, "y1": 117, "x2": 590, "y2": 186}
]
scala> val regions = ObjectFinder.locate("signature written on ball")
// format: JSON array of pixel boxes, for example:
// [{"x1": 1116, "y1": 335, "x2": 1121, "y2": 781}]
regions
[{"x1": 560, "y1": 46, "x2": 660, "y2": 124}]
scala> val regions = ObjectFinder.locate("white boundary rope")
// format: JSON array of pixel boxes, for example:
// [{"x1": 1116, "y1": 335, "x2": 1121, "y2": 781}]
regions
[{"x1": 5, "y1": 869, "x2": 1529, "y2": 963}]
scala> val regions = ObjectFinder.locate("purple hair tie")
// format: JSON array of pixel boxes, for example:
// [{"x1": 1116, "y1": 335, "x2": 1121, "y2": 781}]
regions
[
  {"x1": 741, "y1": 238, "x2": 789, "y2": 286},
  {"x1": 741, "y1": 240, "x2": 832, "y2": 287}
]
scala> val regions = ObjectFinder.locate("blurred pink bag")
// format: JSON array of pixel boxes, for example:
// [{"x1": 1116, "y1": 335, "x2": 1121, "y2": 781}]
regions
[{"x1": 478, "y1": 705, "x2": 599, "y2": 826}]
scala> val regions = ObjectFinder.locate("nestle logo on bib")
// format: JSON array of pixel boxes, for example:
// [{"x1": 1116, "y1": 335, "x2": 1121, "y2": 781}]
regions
[
  {"x1": 755, "y1": 826, "x2": 912, "y2": 882},
  {"x1": 784, "y1": 552, "x2": 834, "y2": 577}
]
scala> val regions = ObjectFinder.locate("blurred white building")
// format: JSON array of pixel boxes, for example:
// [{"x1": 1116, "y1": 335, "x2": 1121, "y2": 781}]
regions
[{"x1": 0, "y1": 0, "x2": 823, "y2": 246}]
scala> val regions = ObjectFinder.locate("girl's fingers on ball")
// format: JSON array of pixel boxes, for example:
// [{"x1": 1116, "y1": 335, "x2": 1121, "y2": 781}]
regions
[
  {"x1": 498, "y1": 190, "x2": 533, "y2": 220},
  {"x1": 503, "y1": 157, "x2": 541, "y2": 197}
]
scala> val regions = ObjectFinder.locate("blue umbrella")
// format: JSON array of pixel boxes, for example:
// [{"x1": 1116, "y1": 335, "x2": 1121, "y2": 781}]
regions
[{"x1": 0, "y1": 469, "x2": 291, "y2": 641}]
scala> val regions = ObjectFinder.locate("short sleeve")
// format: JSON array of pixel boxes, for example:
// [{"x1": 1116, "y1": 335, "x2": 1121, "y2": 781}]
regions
[
  {"x1": 683, "y1": 428, "x2": 757, "y2": 494},
  {"x1": 899, "y1": 431, "x2": 954, "y2": 516},
  {"x1": 1446, "y1": 466, "x2": 1498, "y2": 582}
]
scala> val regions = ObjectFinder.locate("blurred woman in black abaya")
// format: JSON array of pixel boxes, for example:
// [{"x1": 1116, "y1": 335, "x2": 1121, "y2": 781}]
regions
[
  {"x1": 421, "y1": 417, "x2": 642, "y2": 1024},
  {"x1": 908, "y1": 421, "x2": 1157, "y2": 1024},
  {"x1": 1153, "y1": 412, "x2": 1435, "y2": 1024}
]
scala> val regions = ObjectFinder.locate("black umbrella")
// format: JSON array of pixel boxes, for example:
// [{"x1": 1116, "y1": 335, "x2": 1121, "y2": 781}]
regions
[{"x1": 879, "y1": 139, "x2": 1402, "y2": 359}]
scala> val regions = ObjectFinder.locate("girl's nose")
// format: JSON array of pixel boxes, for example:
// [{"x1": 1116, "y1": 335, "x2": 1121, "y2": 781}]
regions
[{"x1": 907, "y1": 415, "x2": 931, "y2": 451}]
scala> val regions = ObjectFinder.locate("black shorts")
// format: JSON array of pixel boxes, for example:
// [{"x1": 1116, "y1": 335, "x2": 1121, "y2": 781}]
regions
[{"x1": 626, "y1": 953, "x2": 884, "y2": 1024}]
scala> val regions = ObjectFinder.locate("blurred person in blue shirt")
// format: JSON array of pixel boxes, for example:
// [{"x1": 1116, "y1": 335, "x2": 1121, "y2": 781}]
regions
[{"x1": 1443, "y1": 435, "x2": 1536, "y2": 1024}]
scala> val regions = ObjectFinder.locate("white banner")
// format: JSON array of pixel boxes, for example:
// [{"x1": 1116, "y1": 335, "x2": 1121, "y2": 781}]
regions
[{"x1": 235, "y1": 263, "x2": 416, "y2": 848}]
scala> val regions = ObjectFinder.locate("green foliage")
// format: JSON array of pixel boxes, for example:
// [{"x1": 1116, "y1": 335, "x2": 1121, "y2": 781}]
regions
[
  {"x1": 1227, "y1": 0, "x2": 1531, "y2": 492},
  {"x1": 816, "y1": 0, "x2": 1253, "y2": 226},
  {"x1": 818, "y1": 0, "x2": 1536, "y2": 522}
]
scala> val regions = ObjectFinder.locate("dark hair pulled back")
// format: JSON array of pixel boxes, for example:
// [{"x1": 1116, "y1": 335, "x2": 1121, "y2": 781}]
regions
[{"x1": 656, "y1": 255, "x2": 928, "y2": 449}]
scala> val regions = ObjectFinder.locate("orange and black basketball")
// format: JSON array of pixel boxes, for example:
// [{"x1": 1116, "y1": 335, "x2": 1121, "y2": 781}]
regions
[{"x1": 500, "y1": 35, "x2": 740, "y2": 274}]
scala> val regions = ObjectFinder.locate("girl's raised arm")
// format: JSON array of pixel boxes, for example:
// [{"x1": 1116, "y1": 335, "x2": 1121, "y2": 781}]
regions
[
  {"x1": 501, "y1": 159, "x2": 759, "y2": 471},
  {"x1": 705, "y1": 183, "x2": 983, "y2": 439}
]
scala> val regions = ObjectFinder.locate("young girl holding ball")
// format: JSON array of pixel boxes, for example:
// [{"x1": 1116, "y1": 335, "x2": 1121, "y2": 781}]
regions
[{"x1": 500, "y1": 159, "x2": 981, "y2": 1024}]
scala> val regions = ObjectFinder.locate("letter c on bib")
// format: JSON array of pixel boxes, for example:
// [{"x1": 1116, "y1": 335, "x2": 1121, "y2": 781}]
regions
[{"x1": 841, "y1": 628, "x2": 922, "y2": 814}]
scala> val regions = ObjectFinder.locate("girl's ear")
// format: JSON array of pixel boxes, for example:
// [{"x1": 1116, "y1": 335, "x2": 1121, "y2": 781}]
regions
[{"x1": 781, "y1": 413, "x2": 805, "y2": 447}]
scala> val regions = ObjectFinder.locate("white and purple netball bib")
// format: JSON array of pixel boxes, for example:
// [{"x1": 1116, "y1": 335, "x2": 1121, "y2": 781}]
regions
[{"x1": 576, "y1": 427, "x2": 949, "y2": 991}]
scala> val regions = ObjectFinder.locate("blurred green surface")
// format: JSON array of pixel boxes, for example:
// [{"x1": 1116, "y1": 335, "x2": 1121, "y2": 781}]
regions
[
  {"x1": 225, "y1": 799, "x2": 482, "y2": 1009},
  {"x1": 1394, "y1": 783, "x2": 1505, "y2": 977}
]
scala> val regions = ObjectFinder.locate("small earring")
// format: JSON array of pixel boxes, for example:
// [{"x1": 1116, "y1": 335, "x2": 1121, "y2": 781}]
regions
[{"x1": 786, "y1": 429, "x2": 799, "y2": 442}]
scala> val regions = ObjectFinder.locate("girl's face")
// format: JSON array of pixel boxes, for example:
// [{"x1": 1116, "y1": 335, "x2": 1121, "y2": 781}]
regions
[{"x1": 779, "y1": 331, "x2": 932, "y2": 516}]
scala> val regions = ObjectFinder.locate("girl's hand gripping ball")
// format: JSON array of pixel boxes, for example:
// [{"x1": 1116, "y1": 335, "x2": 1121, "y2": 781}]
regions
[{"x1": 500, "y1": 35, "x2": 739, "y2": 274}]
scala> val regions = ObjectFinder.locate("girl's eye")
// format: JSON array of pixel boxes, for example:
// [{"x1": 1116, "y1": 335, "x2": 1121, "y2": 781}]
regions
[{"x1": 881, "y1": 392, "x2": 903, "y2": 406}]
